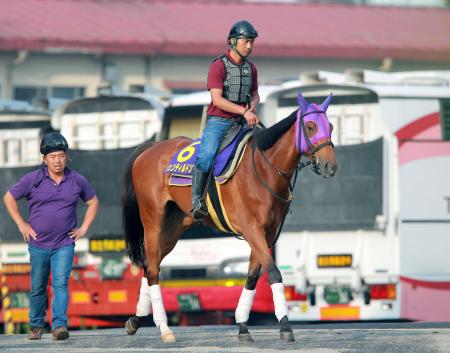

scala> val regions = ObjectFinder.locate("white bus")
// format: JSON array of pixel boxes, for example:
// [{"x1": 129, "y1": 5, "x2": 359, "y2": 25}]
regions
[
  {"x1": 270, "y1": 70, "x2": 450, "y2": 321},
  {"x1": 150, "y1": 71, "x2": 450, "y2": 322},
  {"x1": 0, "y1": 100, "x2": 51, "y2": 167}
]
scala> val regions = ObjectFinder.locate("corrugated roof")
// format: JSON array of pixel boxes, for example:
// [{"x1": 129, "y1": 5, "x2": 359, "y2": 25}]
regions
[{"x1": 0, "y1": 0, "x2": 449, "y2": 61}]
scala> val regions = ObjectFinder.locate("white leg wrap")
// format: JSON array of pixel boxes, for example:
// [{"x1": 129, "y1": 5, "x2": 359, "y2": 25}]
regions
[
  {"x1": 159, "y1": 322, "x2": 172, "y2": 336},
  {"x1": 271, "y1": 283, "x2": 288, "y2": 322},
  {"x1": 149, "y1": 284, "x2": 168, "y2": 328},
  {"x1": 136, "y1": 277, "x2": 152, "y2": 317},
  {"x1": 235, "y1": 288, "x2": 256, "y2": 324}
]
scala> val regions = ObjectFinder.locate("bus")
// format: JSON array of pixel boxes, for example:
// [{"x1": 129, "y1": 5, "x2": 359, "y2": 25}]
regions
[
  {"x1": 0, "y1": 94, "x2": 165, "y2": 331},
  {"x1": 269, "y1": 70, "x2": 450, "y2": 321},
  {"x1": 157, "y1": 70, "x2": 450, "y2": 322}
]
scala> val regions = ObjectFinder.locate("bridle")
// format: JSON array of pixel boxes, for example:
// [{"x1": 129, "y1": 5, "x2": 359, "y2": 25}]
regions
[
  {"x1": 298, "y1": 110, "x2": 334, "y2": 157},
  {"x1": 252, "y1": 109, "x2": 334, "y2": 203},
  {"x1": 251, "y1": 109, "x2": 334, "y2": 246}
]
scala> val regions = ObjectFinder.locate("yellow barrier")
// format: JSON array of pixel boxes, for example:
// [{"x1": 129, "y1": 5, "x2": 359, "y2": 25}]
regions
[{"x1": 1, "y1": 274, "x2": 14, "y2": 335}]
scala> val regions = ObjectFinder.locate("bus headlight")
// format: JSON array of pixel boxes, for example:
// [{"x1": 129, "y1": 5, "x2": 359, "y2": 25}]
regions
[{"x1": 221, "y1": 258, "x2": 249, "y2": 277}]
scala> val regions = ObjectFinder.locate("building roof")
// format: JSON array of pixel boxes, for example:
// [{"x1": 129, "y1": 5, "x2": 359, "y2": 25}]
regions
[{"x1": 0, "y1": 0, "x2": 449, "y2": 61}]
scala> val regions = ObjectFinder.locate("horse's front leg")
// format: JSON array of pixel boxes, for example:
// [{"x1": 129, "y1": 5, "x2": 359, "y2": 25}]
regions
[
  {"x1": 244, "y1": 230, "x2": 295, "y2": 343},
  {"x1": 235, "y1": 251, "x2": 261, "y2": 342},
  {"x1": 267, "y1": 261, "x2": 295, "y2": 342}
]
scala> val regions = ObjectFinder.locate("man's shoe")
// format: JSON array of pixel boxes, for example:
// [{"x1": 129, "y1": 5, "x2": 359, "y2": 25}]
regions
[
  {"x1": 52, "y1": 326, "x2": 69, "y2": 340},
  {"x1": 191, "y1": 201, "x2": 208, "y2": 222},
  {"x1": 125, "y1": 316, "x2": 143, "y2": 335},
  {"x1": 28, "y1": 327, "x2": 43, "y2": 340}
]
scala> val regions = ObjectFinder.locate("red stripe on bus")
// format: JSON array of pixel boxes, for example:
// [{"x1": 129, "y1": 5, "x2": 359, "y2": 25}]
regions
[
  {"x1": 395, "y1": 112, "x2": 440, "y2": 147},
  {"x1": 400, "y1": 276, "x2": 450, "y2": 290}
]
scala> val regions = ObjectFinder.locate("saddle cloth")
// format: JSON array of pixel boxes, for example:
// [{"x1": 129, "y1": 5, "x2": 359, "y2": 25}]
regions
[{"x1": 164, "y1": 127, "x2": 253, "y2": 185}]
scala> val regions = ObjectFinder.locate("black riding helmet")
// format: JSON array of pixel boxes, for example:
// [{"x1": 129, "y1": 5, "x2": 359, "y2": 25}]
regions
[
  {"x1": 228, "y1": 20, "x2": 258, "y2": 40},
  {"x1": 40, "y1": 131, "x2": 69, "y2": 155}
]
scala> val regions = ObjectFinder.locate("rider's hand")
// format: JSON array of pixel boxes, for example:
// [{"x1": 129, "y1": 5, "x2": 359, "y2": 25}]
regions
[
  {"x1": 18, "y1": 222, "x2": 37, "y2": 242},
  {"x1": 243, "y1": 110, "x2": 260, "y2": 126},
  {"x1": 249, "y1": 104, "x2": 257, "y2": 113}
]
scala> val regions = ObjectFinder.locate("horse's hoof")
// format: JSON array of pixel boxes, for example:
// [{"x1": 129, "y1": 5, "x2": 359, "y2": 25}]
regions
[
  {"x1": 125, "y1": 320, "x2": 136, "y2": 335},
  {"x1": 280, "y1": 331, "x2": 295, "y2": 343},
  {"x1": 238, "y1": 333, "x2": 255, "y2": 342},
  {"x1": 161, "y1": 331, "x2": 176, "y2": 343},
  {"x1": 125, "y1": 318, "x2": 139, "y2": 335}
]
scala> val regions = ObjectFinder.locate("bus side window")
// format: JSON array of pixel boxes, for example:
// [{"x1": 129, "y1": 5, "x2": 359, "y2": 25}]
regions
[{"x1": 440, "y1": 99, "x2": 450, "y2": 141}]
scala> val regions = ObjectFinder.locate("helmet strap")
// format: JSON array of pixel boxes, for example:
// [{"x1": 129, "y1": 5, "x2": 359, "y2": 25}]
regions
[{"x1": 230, "y1": 37, "x2": 245, "y2": 59}]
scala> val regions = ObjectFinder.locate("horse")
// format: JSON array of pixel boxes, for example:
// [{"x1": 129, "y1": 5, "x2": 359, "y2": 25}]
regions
[{"x1": 122, "y1": 92, "x2": 337, "y2": 343}]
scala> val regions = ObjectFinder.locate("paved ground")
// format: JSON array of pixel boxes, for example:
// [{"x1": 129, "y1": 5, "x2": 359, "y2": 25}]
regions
[{"x1": 1, "y1": 322, "x2": 449, "y2": 353}]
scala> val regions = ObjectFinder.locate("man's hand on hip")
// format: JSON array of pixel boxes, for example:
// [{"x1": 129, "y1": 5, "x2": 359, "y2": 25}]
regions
[
  {"x1": 69, "y1": 227, "x2": 87, "y2": 242},
  {"x1": 18, "y1": 222, "x2": 37, "y2": 242}
]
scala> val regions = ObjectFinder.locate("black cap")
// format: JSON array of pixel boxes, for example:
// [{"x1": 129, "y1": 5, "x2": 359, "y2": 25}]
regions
[
  {"x1": 228, "y1": 20, "x2": 258, "y2": 40},
  {"x1": 40, "y1": 131, "x2": 69, "y2": 155}
]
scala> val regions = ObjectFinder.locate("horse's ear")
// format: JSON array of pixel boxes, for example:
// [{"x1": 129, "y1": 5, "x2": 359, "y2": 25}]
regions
[
  {"x1": 297, "y1": 91, "x2": 309, "y2": 112},
  {"x1": 321, "y1": 93, "x2": 333, "y2": 112}
]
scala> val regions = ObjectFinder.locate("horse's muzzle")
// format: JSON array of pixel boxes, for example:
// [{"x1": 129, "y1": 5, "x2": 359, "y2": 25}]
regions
[{"x1": 320, "y1": 161, "x2": 337, "y2": 178}]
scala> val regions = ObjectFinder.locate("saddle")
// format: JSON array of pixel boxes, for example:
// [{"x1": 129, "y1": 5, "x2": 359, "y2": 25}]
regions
[{"x1": 218, "y1": 123, "x2": 242, "y2": 154}]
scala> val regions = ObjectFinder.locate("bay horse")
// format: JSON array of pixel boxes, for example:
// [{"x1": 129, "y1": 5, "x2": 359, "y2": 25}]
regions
[{"x1": 122, "y1": 92, "x2": 337, "y2": 343}]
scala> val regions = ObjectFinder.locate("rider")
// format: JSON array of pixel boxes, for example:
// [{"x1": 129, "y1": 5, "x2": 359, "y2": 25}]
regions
[{"x1": 191, "y1": 20, "x2": 261, "y2": 221}]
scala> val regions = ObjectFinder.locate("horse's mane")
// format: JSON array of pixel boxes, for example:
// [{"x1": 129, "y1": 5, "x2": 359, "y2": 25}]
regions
[{"x1": 253, "y1": 109, "x2": 298, "y2": 151}]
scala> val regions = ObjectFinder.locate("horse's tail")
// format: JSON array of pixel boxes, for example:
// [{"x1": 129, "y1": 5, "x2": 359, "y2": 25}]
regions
[{"x1": 122, "y1": 140, "x2": 155, "y2": 267}]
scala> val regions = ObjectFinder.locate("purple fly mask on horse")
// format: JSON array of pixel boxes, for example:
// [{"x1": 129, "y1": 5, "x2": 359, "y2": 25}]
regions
[{"x1": 295, "y1": 92, "x2": 333, "y2": 155}]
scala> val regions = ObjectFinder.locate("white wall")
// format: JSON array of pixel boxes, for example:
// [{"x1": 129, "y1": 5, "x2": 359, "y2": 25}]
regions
[{"x1": 1, "y1": 52, "x2": 449, "y2": 100}]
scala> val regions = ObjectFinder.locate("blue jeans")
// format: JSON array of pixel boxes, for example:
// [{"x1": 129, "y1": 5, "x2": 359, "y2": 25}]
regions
[
  {"x1": 196, "y1": 116, "x2": 236, "y2": 172},
  {"x1": 28, "y1": 244, "x2": 74, "y2": 329}
]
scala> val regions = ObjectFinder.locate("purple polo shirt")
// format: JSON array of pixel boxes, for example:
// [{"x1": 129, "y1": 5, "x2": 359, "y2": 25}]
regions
[{"x1": 9, "y1": 167, "x2": 95, "y2": 250}]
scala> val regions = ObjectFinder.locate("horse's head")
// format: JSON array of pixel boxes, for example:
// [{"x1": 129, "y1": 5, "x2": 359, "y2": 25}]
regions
[{"x1": 296, "y1": 92, "x2": 337, "y2": 178}]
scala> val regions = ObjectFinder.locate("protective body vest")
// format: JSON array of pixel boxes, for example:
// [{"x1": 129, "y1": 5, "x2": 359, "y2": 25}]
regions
[{"x1": 217, "y1": 54, "x2": 253, "y2": 104}]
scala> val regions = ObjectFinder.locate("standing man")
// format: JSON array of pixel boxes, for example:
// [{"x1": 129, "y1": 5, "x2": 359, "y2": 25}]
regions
[
  {"x1": 3, "y1": 131, "x2": 99, "y2": 340},
  {"x1": 191, "y1": 19, "x2": 261, "y2": 221}
]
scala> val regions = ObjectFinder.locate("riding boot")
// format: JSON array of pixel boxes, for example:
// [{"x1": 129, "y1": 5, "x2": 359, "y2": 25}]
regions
[{"x1": 191, "y1": 168, "x2": 210, "y2": 222}]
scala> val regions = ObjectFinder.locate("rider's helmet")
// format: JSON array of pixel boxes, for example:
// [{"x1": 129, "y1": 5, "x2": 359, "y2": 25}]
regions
[
  {"x1": 228, "y1": 20, "x2": 258, "y2": 45},
  {"x1": 40, "y1": 131, "x2": 69, "y2": 155}
]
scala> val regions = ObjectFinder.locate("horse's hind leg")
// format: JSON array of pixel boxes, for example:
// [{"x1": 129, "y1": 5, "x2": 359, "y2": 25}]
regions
[
  {"x1": 140, "y1": 205, "x2": 174, "y2": 342},
  {"x1": 142, "y1": 201, "x2": 192, "y2": 343},
  {"x1": 236, "y1": 250, "x2": 261, "y2": 342}
]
